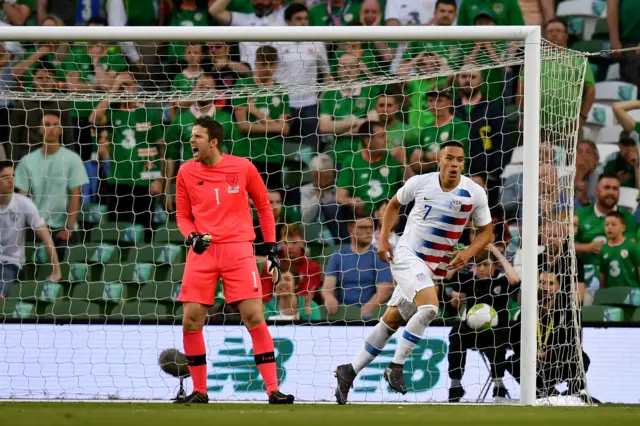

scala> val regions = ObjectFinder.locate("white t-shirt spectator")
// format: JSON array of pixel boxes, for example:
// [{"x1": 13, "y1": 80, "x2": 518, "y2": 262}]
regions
[
  {"x1": 230, "y1": 9, "x2": 286, "y2": 71},
  {"x1": 385, "y1": 0, "x2": 437, "y2": 25},
  {"x1": 275, "y1": 41, "x2": 330, "y2": 109},
  {"x1": 0, "y1": 194, "x2": 45, "y2": 267}
]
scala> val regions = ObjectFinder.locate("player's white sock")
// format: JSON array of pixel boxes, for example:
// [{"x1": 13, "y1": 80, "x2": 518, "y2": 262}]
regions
[
  {"x1": 391, "y1": 305, "x2": 438, "y2": 365},
  {"x1": 351, "y1": 320, "x2": 396, "y2": 373}
]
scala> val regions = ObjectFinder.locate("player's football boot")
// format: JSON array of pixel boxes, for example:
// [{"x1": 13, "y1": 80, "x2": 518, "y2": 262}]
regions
[
  {"x1": 493, "y1": 385, "x2": 508, "y2": 400},
  {"x1": 448, "y1": 386, "x2": 465, "y2": 403},
  {"x1": 384, "y1": 365, "x2": 407, "y2": 395},
  {"x1": 334, "y1": 363, "x2": 357, "y2": 405},
  {"x1": 174, "y1": 391, "x2": 209, "y2": 404},
  {"x1": 268, "y1": 390, "x2": 295, "y2": 404}
]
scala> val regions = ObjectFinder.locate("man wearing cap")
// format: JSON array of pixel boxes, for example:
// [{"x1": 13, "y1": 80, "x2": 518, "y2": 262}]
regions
[
  {"x1": 602, "y1": 132, "x2": 640, "y2": 189},
  {"x1": 457, "y1": 0, "x2": 524, "y2": 26},
  {"x1": 407, "y1": 86, "x2": 470, "y2": 176}
]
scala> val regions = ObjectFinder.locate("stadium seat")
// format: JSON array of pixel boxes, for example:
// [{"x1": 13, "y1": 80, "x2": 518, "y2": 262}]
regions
[
  {"x1": 586, "y1": 103, "x2": 615, "y2": 127},
  {"x1": 45, "y1": 298, "x2": 104, "y2": 321},
  {"x1": 153, "y1": 223, "x2": 184, "y2": 244},
  {"x1": 68, "y1": 263, "x2": 90, "y2": 283},
  {"x1": 6, "y1": 301, "x2": 36, "y2": 319},
  {"x1": 594, "y1": 287, "x2": 640, "y2": 320},
  {"x1": 66, "y1": 243, "x2": 120, "y2": 264},
  {"x1": 595, "y1": 82, "x2": 638, "y2": 104},
  {"x1": 9, "y1": 280, "x2": 39, "y2": 301},
  {"x1": 596, "y1": 143, "x2": 620, "y2": 164},
  {"x1": 631, "y1": 308, "x2": 640, "y2": 322},
  {"x1": 606, "y1": 63, "x2": 621, "y2": 81},
  {"x1": 123, "y1": 244, "x2": 185, "y2": 265},
  {"x1": 591, "y1": 18, "x2": 609, "y2": 40},
  {"x1": 90, "y1": 222, "x2": 144, "y2": 246},
  {"x1": 98, "y1": 263, "x2": 154, "y2": 285},
  {"x1": 72, "y1": 282, "x2": 123, "y2": 305},
  {"x1": 557, "y1": 0, "x2": 607, "y2": 40},
  {"x1": 111, "y1": 301, "x2": 172, "y2": 321},
  {"x1": 582, "y1": 305, "x2": 624, "y2": 322},
  {"x1": 136, "y1": 281, "x2": 176, "y2": 303},
  {"x1": 618, "y1": 187, "x2": 639, "y2": 212},
  {"x1": 0, "y1": 297, "x2": 16, "y2": 317},
  {"x1": 594, "y1": 125, "x2": 624, "y2": 144},
  {"x1": 79, "y1": 203, "x2": 107, "y2": 228},
  {"x1": 153, "y1": 263, "x2": 185, "y2": 282}
]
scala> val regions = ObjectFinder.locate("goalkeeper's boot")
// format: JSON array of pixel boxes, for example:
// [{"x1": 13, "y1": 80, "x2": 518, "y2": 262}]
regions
[
  {"x1": 384, "y1": 364, "x2": 407, "y2": 395},
  {"x1": 493, "y1": 385, "x2": 509, "y2": 400},
  {"x1": 448, "y1": 386, "x2": 465, "y2": 402},
  {"x1": 174, "y1": 391, "x2": 208, "y2": 404},
  {"x1": 334, "y1": 363, "x2": 357, "y2": 405},
  {"x1": 269, "y1": 390, "x2": 295, "y2": 404}
]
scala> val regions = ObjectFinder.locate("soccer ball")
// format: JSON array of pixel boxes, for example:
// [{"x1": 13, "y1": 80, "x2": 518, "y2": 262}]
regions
[{"x1": 466, "y1": 303, "x2": 498, "y2": 330}]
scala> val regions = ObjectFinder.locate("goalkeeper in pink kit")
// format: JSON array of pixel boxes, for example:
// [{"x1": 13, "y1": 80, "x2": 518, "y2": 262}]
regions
[{"x1": 175, "y1": 116, "x2": 294, "y2": 404}]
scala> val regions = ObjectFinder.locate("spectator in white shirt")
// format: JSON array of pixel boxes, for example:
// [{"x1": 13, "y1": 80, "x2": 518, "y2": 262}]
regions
[
  {"x1": 208, "y1": 0, "x2": 286, "y2": 71},
  {"x1": 300, "y1": 153, "x2": 344, "y2": 241},
  {"x1": 385, "y1": 0, "x2": 437, "y2": 25},
  {"x1": 276, "y1": 3, "x2": 330, "y2": 153},
  {"x1": 0, "y1": 160, "x2": 61, "y2": 298}
]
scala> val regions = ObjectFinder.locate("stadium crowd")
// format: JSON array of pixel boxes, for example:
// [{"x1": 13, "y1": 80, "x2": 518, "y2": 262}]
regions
[{"x1": 0, "y1": 0, "x2": 638, "y2": 338}]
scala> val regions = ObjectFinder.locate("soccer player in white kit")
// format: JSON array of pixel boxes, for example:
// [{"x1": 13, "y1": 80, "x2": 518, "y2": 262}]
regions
[{"x1": 334, "y1": 141, "x2": 494, "y2": 404}]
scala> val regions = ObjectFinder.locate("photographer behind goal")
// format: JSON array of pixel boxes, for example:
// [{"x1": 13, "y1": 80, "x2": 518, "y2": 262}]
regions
[
  {"x1": 505, "y1": 271, "x2": 593, "y2": 401},
  {"x1": 444, "y1": 243, "x2": 520, "y2": 402}
]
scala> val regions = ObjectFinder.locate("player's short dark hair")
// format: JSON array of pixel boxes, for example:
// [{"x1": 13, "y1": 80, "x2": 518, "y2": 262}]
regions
[
  {"x1": 598, "y1": 171, "x2": 620, "y2": 182},
  {"x1": 0, "y1": 160, "x2": 13, "y2": 174},
  {"x1": 543, "y1": 18, "x2": 567, "y2": 33},
  {"x1": 256, "y1": 45, "x2": 279, "y2": 65},
  {"x1": 347, "y1": 214, "x2": 374, "y2": 227},
  {"x1": 378, "y1": 86, "x2": 403, "y2": 105},
  {"x1": 436, "y1": 0, "x2": 457, "y2": 9},
  {"x1": 619, "y1": 131, "x2": 637, "y2": 146},
  {"x1": 440, "y1": 140, "x2": 465, "y2": 151},
  {"x1": 193, "y1": 116, "x2": 224, "y2": 145},
  {"x1": 285, "y1": 3, "x2": 308, "y2": 21},
  {"x1": 358, "y1": 121, "x2": 384, "y2": 140},
  {"x1": 33, "y1": 61, "x2": 54, "y2": 75},
  {"x1": 605, "y1": 210, "x2": 626, "y2": 224}
]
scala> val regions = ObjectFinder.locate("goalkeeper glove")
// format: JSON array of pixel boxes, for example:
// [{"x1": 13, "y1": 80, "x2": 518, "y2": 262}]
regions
[
  {"x1": 266, "y1": 243, "x2": 281, "y2": 285},
  {"x1": 187, "y1": 232, "x2": 211, "y2": 255}
]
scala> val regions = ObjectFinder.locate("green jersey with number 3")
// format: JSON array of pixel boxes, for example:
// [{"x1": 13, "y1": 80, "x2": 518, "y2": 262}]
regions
[
  {"x1": 337, "y1": 152, "x2": 403, "y2": 215},
  {"x1": 232, "y1": 77, "x2": 290, "y2": 164},
  {"x1": 106, "y1": 105, "x2": 163, "y2": 186},
  {"x1": 600, "y1": 238, "x2": 640, "y2": 288}
]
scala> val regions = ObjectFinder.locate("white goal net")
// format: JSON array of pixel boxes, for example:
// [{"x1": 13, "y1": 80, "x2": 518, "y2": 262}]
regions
[{"x1": 0, "y1": 28, "x2": 590, "y2": 404}]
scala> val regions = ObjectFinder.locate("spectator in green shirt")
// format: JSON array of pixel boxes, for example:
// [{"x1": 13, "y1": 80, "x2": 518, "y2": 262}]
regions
[
  {"x1": 457, "y1": 0, "x2": 524, "y2": 26},
  {"x1": 8, "y1": 64, "x2": 74, "y2": 162},
  {"x1": 407, "y1": 86, "x2": 471, "y2": 176},
  {"x1": 319, "y1": 53, "x2": 379, "y2": 165},
  {"x1": 599, "y1": 210, "x2": 640, "y2": 289},
  {"x1": 602, "y1": 132, "x2": 639, "y2": 189},
  {"x1": 1, "y1": 0, "x2": 35, "y2": 26},
  {"x1": 336, "y1": 121, "x2": 404, "y2": 216},
  {"x1": 14, "y1": 110, "x2": 89, "y2": 262},
  {"x1": 232, "y1": 45, "x2": 290, "y2": 189},
  {"x1": 608, "y1": 0, "x2": 640, "y2": 90},
  {"x1": 264, "y1": 262, "x2": 321, "y2": 321},
  {"x1": 167, "y1": 0, "x2": 211, "y2": 64},
  {"x1": 309, "y1": 0, "x2": 361, "y2": 26},
  {"x1": 368, "y1": 89, "x2": 420, "y2": 166},
  {"x1": 170, "y1": 43, "x2": 204, "y2": 121},
  {"x1": 89, "y1": 71, "x2": 164, "y2": 239}
]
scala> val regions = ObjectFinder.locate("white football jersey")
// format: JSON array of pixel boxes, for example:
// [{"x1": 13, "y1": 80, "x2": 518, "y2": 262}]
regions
[{"x1": 396, "y1": 173, "x2": 491, "y2": 277}]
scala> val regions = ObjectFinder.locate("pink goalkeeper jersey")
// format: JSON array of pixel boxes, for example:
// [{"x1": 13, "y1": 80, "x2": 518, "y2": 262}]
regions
[{"x1": 176, "y1": 154, "x2": 276, "y2": 244}]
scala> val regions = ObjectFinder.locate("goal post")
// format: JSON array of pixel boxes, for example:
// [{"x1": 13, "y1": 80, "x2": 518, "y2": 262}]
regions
[{"x1": 0, "y1": 24, "x2": 592, "y2": 405}]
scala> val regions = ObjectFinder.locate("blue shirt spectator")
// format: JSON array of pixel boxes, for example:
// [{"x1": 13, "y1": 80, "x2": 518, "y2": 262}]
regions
[{"x1": 322, "y1": 216, "x2": 393, "y2": 319}]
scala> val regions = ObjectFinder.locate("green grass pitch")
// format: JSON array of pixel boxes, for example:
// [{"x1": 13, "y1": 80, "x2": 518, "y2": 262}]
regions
[{"x1": 2, "y1": 403, "x2": 639, "y2": 426}]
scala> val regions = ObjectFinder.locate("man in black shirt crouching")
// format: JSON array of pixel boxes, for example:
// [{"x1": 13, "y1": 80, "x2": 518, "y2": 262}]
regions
[{"x1": 446, "y1": 244, "x2": 521, "y2": 402}]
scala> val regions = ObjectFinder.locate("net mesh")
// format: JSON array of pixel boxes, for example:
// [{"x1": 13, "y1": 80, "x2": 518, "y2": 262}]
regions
[{"x1": 0, "y1": 37, "x2": 589, "y2": 403}]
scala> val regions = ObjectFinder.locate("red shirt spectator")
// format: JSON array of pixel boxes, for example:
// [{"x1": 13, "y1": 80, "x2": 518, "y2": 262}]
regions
[{"x1": 261, "y1": 223, "x2": 322, "y2": 303}]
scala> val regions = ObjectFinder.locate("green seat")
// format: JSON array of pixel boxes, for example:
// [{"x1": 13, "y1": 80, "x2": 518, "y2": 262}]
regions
[
  {"x1": 68, "y1": 263, "x2": 90, "y2": 283},
  {"x1": 582, "y1": 305, "x2": 624, "y2": 322},
  {"x1": 594, "y1": 287, "x2": 640, "y2": 307},
  {"x1": 91, "y1": 222, "x2": 144, "y2": 246},
  {"x1": 154, "y1": 263, "x2": 185, "y2": 282},
  {"x1": 137, "y1": 281, "x2": 177, "y2": 305},
  {"x1": 9, "y1": 280, "x2": 39, "y2": 301},
  {"x1": 153, "y1": 224, "x2": 184, "y2": 244},
  {"x1": 0, "y1": 298, "x2": 16, "y2": 316},
  {"x1": 66, "y1": 243, "x2": 119, "y2": 264},
  {"x1": 111, "y1": 301, "x2": 171, "y2": 320},
  {"x1": 98, "y1": 263, "x2": 154, "y2": 284},
  {"x1": 631, "y1": 308, "x2": 640, "y2": 322},
  {"x1": 8, "y1": 301, "x2": 37, "y2": 319},
  {"x1": 79, "y1": 203, "x2": 107, "y2": 227},
  {"x1": 72, "y1": 282, "x2": 123, "y2": 305},
  {"x1": 45, "y1": 298, "x2": 104, "y2": 320},
  {"x1": 124, "y1": 244, "x2": 185, "y2": 265},
  {"x1": 592, "y1": 18, "x2": 609, "y2": 40}
]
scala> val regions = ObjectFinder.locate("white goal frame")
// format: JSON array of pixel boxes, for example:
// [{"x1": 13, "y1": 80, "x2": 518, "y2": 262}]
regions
[{"x1": 0, "y1": 25, "x2": 542, "y2": 406}]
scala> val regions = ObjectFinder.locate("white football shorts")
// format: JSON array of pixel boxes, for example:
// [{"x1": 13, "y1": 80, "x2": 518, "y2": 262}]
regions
[{"x1": 387, "y1": 246, "x2": 437, "y2": 321}]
